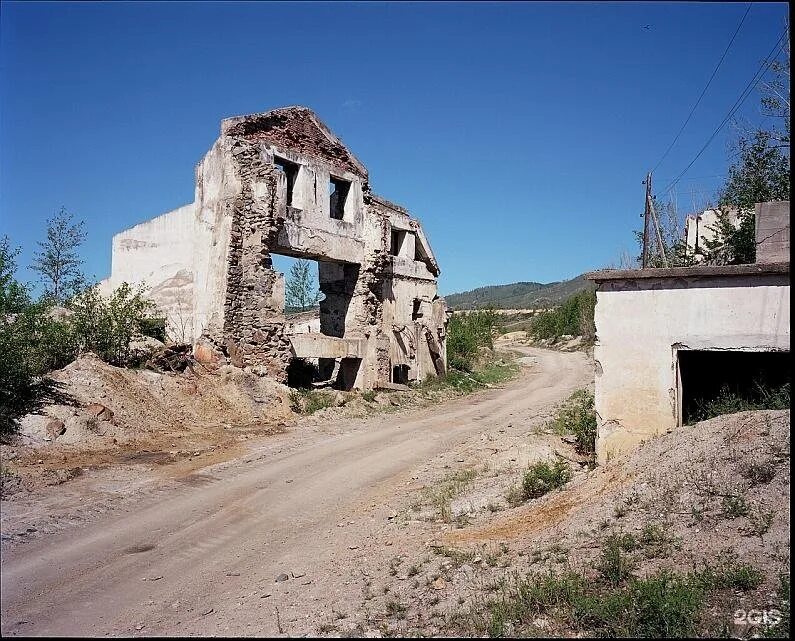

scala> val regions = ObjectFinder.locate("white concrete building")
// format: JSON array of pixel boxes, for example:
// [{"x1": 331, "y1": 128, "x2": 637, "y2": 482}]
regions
[{"x1": 588, "y1": 201, "x2": 790, "y2": 463}]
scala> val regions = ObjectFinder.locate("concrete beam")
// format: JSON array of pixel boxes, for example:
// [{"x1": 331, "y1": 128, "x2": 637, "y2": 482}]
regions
[{"x1": 289, "y1": 334, "x2": 366, "y2": 359}]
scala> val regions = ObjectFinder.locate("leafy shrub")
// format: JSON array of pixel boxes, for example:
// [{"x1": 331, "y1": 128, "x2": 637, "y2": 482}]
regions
[
  {"x1": 549, "y1": 388, "x2": 597, "y2": 455},
  {"x1": 520, "y1": 459, "x2": 571, "y2": 500},
  {"x1": 529, "y1": 289, "x2": 595, "y2": 343},
  {"x1": 68, "y1": 283, "x2": 157, "y2": 366},
  {"x1": 1, "y1": 239, "x2": 68, "y2": 433},
  {"x1": 447, "y1": 310, "x2": 496, "y2": 371}
]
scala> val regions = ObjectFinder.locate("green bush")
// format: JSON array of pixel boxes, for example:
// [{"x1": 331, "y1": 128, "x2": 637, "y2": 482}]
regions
[
  {"x1": 521, "y1": 459, "x2": 571, "y2": 500},
  {"x1": 68, "y1": 283, "x2": 157, "y2": 366},
  {"x1": 0, "y1": 240, "x2": 69, "y2": 433},
  {"x1": 530, "y1": 289, "x2": 595, "y2": 343},
  {"x1": 548, "y1": 389, "x2": 597, "y2": 455},
  {"x1": 447, "y1": 310, "x2": 496, "y2": 371}
]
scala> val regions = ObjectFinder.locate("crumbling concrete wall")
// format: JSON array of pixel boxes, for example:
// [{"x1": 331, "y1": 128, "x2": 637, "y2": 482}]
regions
[
  {"x1": 102, "y1": 106, "x2": 448, "y2": 390},
  {"x1": 756, "y1": 200, "x2": 790, "y2": 264},
  {"x1": 588, "y1": 264, "x2": 790, "y2": 464}
]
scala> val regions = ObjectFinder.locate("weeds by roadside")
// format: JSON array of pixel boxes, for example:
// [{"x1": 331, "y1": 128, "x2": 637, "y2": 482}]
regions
[
  {"x1": 548, "y1": 388, "x2": 597, "y2": 455},
  {"x1": 452, "y1": 555, "x2": 766, "y2": 637},
  {"x1": 288, "y1": 389, "x2": 337, "y2": 414},
  {"x1": 507, "y1": 459, "x2": 571, "y2": 506},
  {"x1": 421, "y1": 468, "x2": 479, "y2": 523}
]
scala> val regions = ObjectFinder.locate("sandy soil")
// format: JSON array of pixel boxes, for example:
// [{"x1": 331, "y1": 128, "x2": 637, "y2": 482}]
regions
[{"x1": 0, "y1": 346, "x2": 592, "y2": 637}]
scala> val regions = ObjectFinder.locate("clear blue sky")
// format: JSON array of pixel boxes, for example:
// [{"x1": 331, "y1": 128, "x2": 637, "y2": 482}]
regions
[{"x1": 0, "y1": 1, "x2": 789, "y2": 295}]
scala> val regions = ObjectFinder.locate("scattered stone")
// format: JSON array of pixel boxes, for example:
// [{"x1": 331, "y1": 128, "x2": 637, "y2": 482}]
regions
[
  {"x1": 385, "y1": 541, "x2": 393, "y2": 546},
  {"x1": 135, "y1": 624, "x2": 145, "y2": 631},
  {"x1": 260, "y1": 593, "x2": 272, "y2": 598},
  {"x1": 291, "y1": 571, "x2": 306, "y2": 578},
  {"x1": 431, "y1": 577, "x2": 447, "y2": 590},
  {"x1": 387, "y1": 510, "x2": 398, "y2": 520},
  {"x1": 562, "y1": 435, "x2": 577, "y2": 444},
  {"x1": 275, "y1": 573, "x2": 290, "y2": 582},
  {"x1": 226, "y1": 572, "x2": 240, "y2": 577},
  {"x1": 85, "y1": 403, "x2": 114, "y2": 422},
  {"x1": 201, "y1": 608, "x2": 214, "y2": 616},
  {"x1": 46, "y1": 419, "x2": 66, "y2": 440},
  {"x1": 285, "y1": 479, "x2": 293, "y2": 483},
  {"x1": 348, "y1": 545, "x2": 359, "y2": 550},
  {"x1": 142, "y1": 576, "x2": 163, "y2": 582}
]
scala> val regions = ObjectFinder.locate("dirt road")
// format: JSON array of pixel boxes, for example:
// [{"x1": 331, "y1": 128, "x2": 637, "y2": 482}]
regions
[{"x1": 1, "y1": 346, "x2": 590, "y2": 637}]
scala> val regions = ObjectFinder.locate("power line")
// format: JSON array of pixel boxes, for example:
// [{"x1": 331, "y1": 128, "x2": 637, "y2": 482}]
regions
[
  {"x1": 651, "y1": 3, "x2": 753, "y2": 174},
  {"x1": 656, "y1": 29, "x2": 788, "y2": 199}
]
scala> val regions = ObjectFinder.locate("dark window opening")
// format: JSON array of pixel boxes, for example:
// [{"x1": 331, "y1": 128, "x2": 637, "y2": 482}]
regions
[
  {"x1": 392, "y1": 364, "x2": 409, "y2": 385},
  {"x1": 287, "y1": 357, "x2": 318, "y2": 389},
  {"x1": 274, "y1": 157, "x2": 299, "y2": 208},
  {"x1": 414, "y1": 234, "x2": 426, "y2": 261},
  {"x1": 412, "y1": 299, "x2": 422, "y2": 321},
  {"x1": 390, "y1": 229, "x2": 406, "y2": 256},
  {"x1": 329, "y1": 177, "x2": 350, "y2": 220},
  {"x1": 678, "y1": 349, "x2": 790, "y2": 425}
]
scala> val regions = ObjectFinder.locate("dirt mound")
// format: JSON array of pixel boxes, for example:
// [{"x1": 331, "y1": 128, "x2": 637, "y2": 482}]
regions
[
  {"x1": 447, "y1": 409, "x2": 789, "y2": 551},
  {"x1": 13, "y1": 353, "x2": 293, "y2": 451}
]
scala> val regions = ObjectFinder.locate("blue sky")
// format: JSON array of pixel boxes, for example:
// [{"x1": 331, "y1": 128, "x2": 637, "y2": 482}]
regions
[{"x1": 0, "y1": 1, "x2": 789, "y2": 295}]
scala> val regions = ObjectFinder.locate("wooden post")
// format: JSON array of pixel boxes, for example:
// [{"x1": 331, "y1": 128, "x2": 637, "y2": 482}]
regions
[{"x1": 642, "y1": 172, "x2": 652, "y2": 268}]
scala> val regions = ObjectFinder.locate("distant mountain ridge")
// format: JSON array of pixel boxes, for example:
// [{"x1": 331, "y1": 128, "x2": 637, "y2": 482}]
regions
[{"x1": 444, "y1": 274, "x2": 592, "y2": 310}]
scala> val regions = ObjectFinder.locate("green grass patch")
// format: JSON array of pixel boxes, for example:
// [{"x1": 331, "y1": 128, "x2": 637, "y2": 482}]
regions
[
  {"x1": 456, "y1": 559, "x2": 767, "y2": 637},
  {"x1": 288, "y1": 389, "x2": 336, "y2": 414},
  {"x1": 418, "y1": 358, "x2": 519, "y2": 396}
]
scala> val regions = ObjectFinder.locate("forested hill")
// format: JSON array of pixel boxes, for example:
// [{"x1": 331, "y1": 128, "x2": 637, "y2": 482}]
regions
[{"x1": 444, "y1": 274, "x2": 593, "y2": 310}]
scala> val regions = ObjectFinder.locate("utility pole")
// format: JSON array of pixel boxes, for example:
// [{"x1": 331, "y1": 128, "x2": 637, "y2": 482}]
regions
[{"x1": 641, "y1": 172, "x2": 652, "y2": 268}]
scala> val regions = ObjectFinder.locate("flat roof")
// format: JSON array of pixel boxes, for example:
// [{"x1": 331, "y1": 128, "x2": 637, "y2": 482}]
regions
[{"x1": 586, "y1": 262, "x2": 789, "y2": 282}]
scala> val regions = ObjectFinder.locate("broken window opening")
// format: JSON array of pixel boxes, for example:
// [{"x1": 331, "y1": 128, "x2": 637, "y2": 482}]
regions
[
  {"x1": 274, "y1": 157, "x2": 300, "y2": 208},
  {"x1": 390, "y1": 229, "x2": 407, "y2": 256},
  {"x1": 392, "y1": 363, "x2": 410, "y2": 385},
  {"x1": 678, "y1": 349, "x2": 790, "y2": 425},
  {"x1": 329, "y1": 176, "x2": 350, "y2": 220},
  {"x1": 412, "y1": 299, "x2": 422, "y2": 321}
]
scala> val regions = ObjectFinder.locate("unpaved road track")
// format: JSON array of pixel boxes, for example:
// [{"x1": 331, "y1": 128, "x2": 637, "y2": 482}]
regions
[{"x1": 1, "y1": 347, "x2": 589, "y2": 636}]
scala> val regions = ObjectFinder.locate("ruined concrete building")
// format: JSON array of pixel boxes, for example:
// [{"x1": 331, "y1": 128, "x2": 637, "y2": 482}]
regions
[
  {"x1": 587, "y1": 200, "x2": 790, "y2": 464},
  {"x1": 100, "y1": 106, "x2": 449, "y2": 390}
]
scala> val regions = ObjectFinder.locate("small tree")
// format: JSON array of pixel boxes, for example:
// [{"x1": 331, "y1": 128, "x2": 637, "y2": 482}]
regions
[
  {"x1": 285, "y1": 259, "x2": 320, "y2": 311},
  {"x1": 69, "y1": 283, "x2": 156, "y2": 366},
  {"x1": 30, "y1": 207, "x2": 87, "y2": 303},
  {"x1": 0, "y1": 237, "x2": 63, "y2": 432}
]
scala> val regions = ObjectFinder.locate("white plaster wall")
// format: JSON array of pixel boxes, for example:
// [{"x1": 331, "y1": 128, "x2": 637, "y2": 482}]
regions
[
  {"x1": 105, "y1": 204, "x2": 195, "y2": 290},
  {"x1": 100, "y1": 204, "x2": 197, "y2": 340},
  {"x1": 593, "y1": 277, "x2": 790, "y2": 463},
  {"x1": 192, "y1": 137, "x2": 239, "y2": 340}
]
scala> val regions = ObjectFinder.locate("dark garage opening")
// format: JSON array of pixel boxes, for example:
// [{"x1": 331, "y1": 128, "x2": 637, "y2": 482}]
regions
[{"x1": 678, "y1": 350, "x2": 790, "y2": 424}]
